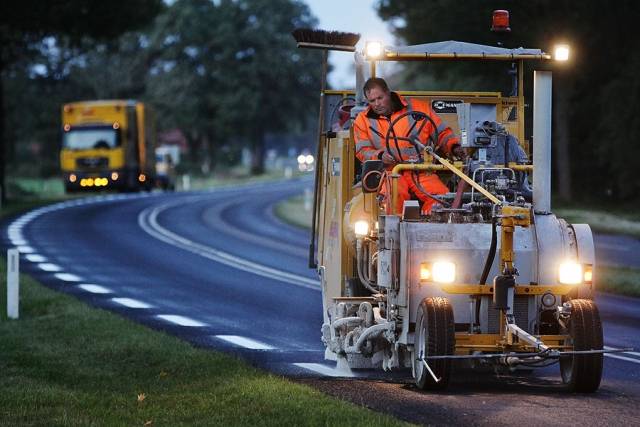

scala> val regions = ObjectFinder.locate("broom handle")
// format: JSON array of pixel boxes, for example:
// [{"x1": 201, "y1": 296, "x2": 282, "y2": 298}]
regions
[{"x1": 309, "y1": 50, "x2": 328, "y2": 269}]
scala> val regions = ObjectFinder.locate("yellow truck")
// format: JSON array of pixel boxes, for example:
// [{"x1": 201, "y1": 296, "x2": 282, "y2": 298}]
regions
[
  {"x1": 294, "y1": 17, "x2": 628, "y2": 392},
  {"x1": 60, "y1": 100, "x2": 156, "y2": 192}
]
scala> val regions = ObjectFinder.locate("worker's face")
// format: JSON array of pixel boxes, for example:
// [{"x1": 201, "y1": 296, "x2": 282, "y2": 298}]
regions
[{"x1": 365, "y1": 86, "x2": 392, "y2": 116}]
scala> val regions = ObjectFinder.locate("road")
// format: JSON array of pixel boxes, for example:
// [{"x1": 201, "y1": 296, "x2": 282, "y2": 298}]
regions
[{"x1": 3, "y1": 179, "x2": 640, "y2": 426}]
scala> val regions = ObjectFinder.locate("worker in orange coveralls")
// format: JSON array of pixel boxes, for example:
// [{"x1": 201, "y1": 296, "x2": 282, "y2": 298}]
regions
[{"x1": 353, "y1": 77, "x2": 466, "y2": 214}]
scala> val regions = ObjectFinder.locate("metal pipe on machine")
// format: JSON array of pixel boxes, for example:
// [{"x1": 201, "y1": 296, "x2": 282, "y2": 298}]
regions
[{"x1": 533, "y1": 71, "x2": 552, "y2": 213}]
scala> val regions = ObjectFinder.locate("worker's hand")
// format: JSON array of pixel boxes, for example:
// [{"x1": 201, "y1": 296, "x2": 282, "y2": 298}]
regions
[
  {"x1": 451, "y1": 145, "x2": 468, "y2": 161},
  {"x1": 380, "y1": 152, "x2": 396, "y2": 165}
]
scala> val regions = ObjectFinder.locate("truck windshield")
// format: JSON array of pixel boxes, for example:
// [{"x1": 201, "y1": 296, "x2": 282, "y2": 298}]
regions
[{"x1": 63, "y1": 127, "x2": 120, "y2": 150}]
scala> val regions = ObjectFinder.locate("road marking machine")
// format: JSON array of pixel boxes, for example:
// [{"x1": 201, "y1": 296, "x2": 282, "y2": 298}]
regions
[{"x1": 293, "y1": 12, "x2": 628, "y2": 392}]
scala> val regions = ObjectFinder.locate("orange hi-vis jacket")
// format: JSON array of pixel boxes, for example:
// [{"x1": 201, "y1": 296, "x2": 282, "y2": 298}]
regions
[{"x1": 353, "y1": 92, "x2": 460, "y2": 214}]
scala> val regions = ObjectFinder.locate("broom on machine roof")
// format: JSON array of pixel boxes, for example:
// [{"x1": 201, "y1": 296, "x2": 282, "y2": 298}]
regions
[{"x1": 291, "y1": 28, "x2": 360, "y2": 52}]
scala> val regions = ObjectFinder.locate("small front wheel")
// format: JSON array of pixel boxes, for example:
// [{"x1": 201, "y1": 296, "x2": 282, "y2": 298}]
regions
[
  {"x1": 559, "y1": 299, "x2": 603, "y2": 392},
  {"x1": 413, "y1": 297, "x2": 455, "y2": 390}
]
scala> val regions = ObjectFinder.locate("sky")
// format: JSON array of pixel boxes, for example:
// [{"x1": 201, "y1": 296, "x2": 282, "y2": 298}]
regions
[{"x1": 303, "y1": 0, "x2": 398, "y2": 88}]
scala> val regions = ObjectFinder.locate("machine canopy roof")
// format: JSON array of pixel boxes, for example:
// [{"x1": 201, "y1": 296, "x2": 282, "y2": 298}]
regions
[{"x1": 384, "y1": 40, "x2": 548, "y2": 60}]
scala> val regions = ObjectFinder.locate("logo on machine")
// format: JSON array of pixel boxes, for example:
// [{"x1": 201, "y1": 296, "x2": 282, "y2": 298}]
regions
[{"x1": 431, "y1": 100, "x2": 463, "y2": 114}]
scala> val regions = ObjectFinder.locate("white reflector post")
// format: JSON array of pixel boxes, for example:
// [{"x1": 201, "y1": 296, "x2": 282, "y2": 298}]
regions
[
  {"x1": 7, "y1": 248, "x2": 20, "y2": 319},
  {"x1": 533, "y1": 71, "x2": 552, "y2": 213}
]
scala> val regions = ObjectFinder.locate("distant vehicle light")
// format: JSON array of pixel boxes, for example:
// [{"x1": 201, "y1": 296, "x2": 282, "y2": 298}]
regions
[
  {"x1": 111, "y1": 172, "x2": 119, "y2": 181},
  {"x1": 491, "y1": 10, "x2": 511, "y2": 33},
  {"x1": 354, "y1": 220, "x2": 369, "y2": 237},
  {"x1": 365, "y1": 41, "x2": 383, "y2": 59},
  {"x1": 63, "y1": 124, "x2": 71, "y2": 132},
  {"x1": 305, "y1": 154, "x2": 314, "y2": 164},
  {"x1": 297, "y1": 154, "x2": 306, "y2": 164},
  {"x1": 113, "y1": 122, "x2": 120, "y2": 130},
  {"x1": 432, "y1": 261, "x2": 456, "y2": 284},
  {"x1": 554, "y1": 44, "x2": 570, "y2": 61},
  {"x1": 559, "y1": 261, "x2": 582, "y2": 284},
  {"x1": 69, "y1": 174, "x2": 77, "y2": 183},
  {"x1": 138, "y1": 174, "x2": 146, "y2": 183}
]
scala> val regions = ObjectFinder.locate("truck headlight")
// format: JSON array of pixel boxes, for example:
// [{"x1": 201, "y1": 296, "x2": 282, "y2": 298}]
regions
[
  {"x1": 420, "y1": 261, "x2": 456, "y2": 284},
  {"x1": 354, "y1": 220, "x2": 369, "y2": 237},
  {"x1": 558, "y1": 261, "x2": 582, "y2": 284}
]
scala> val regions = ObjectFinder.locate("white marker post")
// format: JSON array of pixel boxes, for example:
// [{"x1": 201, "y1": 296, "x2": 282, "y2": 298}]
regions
[{"x1": 7, "y1": 248, "x2": 20, "y2": 319}]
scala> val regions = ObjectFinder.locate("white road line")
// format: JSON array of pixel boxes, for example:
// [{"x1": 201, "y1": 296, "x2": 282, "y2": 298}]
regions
[
  {"x1": 55, "y1": 273, "x2": 83, "y2": 282},
  {"x1": 293, "y1": 363, "x2": 356, "y2": 377},
  {"x1": 605, "y1": 353, "x2": 640, "y2": 365},
  {"x1": 78, "y1": 284, "x2": 112, "y2": 294},
  {"x1": 17, "y1": 246, "x2": 35, "y2": 254},
  {"x1": 25, "y1": 254, "x2": 46, "y2": 263},
  {"x1": 604, "y1": 346, "x2": 640, "y2": 358},
  {"x1": 138, "y1": 202, "x2": 320, "y2": 291},
  {"x1": 38, "y1": 263, "x2": 62, "y2": 272},
  {"x1": 156, "y1": 314, "x2": 208, "y2": 327},
  {"x1": 112, "y1": 298, "x2": 153, "y2": 309},
  {"x1": 215, "y1": 335, "x2": 275, "y2": 350}
]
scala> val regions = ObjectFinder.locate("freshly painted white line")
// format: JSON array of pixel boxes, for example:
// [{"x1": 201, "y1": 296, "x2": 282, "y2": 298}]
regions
[
  {"x1": 605, "y1": 353, "x2": 640, "y2": 365},
  {"x1": 10, "y1": 239, "x2": 28, "y2": 246},
  {"x1": 112, "y1": 298, "x2": 153, "y2": 309},
  {"x1": 25, "y1": 254, "x2": 47, "y2": 263},
  {"x1": 17, "y1": 246, "x2": 35, "y2": 254},
  {"x1": 604, "y1": 346, "x2": 640, "y2": 358},
  {"x1": 38, "y1": 263, "x2": 62, "y2": 272},
  {"x1": 293, "y1": 363, "x2": 356, "y2": 377},
  {"x1": 215, "y1": 335, "x2": 275, "y2": 350},
  {"x1": 138, "y1": 201, "x2": 320, "y2": 291},
  {"x1": 54, "y1": 273, "x2": 83, "y2": 282},
  {"x1": 78, "y1": 284, "x2": 112, "y2": 294},
  {"x1": 156, "y1": 314, "x2": 208, "y2": 327}
]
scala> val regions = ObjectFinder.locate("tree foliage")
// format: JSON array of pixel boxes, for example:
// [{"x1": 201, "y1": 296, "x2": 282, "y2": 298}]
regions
[
  {"x1": 376, "y1": 0, "x2": 640, "y2": 202},
  {"x1": 1, "y1": 0, "x2": 321, "y2": 180}
]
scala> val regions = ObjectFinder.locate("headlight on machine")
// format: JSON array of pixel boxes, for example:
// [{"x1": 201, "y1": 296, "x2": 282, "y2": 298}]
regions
[
  {"x1": 354, "y1": 220, "x2": 369, "y2": 237},
  {"x1": 420, "y1": 261, "x2": 456, "y2": 284},
  {"x1": 558, "y1": 261, "x2": 583, "y2": 285}
]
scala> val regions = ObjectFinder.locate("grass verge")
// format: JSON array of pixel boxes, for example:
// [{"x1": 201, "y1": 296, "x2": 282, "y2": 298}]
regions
[
  {"x1": 273, "y1": 194, "x2": 313, "y2": 230},
  {"x1": 598, "y1": 266, "x2": 640, "y2": 297},
  {"x1": 0, "y1": 269, "x2": 408, "y2": 426},
  {"x1": 554, "y1": 207, "x2": 640, "y2": 239}
]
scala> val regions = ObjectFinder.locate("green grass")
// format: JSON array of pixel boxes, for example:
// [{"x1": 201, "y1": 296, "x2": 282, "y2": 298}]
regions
[
  {"x1": 0, "y1": 267, "x2": 409, "y2": 426},
  {"x1": 273, "y1": 194, "x2": 313, "y2": 230},
  {"x1": 554, "y1": 207, "x2": 640, "y2": 239},
  {"x1": 598, "y1": 266, "x2": 640, "y2": 297}
]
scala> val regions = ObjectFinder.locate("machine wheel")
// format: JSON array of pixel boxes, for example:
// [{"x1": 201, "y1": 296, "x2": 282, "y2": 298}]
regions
[
  {"x1": 413, "y1": 297, "x2": 455, "y2": 390},
  {"x1": 559, "y1": 299, "x2": 603, "y2": 392}
]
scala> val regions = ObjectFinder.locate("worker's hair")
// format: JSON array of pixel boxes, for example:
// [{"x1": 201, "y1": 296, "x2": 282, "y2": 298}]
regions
[{"x1": 363, "y1": 77, "x2": 390, "y2": 97}]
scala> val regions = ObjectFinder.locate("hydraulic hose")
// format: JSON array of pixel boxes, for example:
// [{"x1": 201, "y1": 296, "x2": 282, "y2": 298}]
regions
[
  {"x1": 480, "y1": 215, "x2": 498, "y2": 285},
  {"x1": 356, "y1": 240, "x2": 379, "y2": 294}
]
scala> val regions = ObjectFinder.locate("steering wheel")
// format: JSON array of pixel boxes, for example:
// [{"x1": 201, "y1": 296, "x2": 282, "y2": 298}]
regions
[{"x1": 384, "y1": 110, "x2": 440, "y2": 163}]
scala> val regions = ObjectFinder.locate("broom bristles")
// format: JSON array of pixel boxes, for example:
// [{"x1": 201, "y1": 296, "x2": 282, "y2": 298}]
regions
[{"x1": 291, "y1": 28, "x2": 361, "y2": 47}]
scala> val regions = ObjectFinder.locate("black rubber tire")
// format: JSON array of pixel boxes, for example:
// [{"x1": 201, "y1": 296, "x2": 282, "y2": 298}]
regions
[
  {"x1": 413, "y1": 297, "x2": 455, "y2": 390},
  {"x1": 559, "y1": 299, "x2": 603, "y2": 392}
]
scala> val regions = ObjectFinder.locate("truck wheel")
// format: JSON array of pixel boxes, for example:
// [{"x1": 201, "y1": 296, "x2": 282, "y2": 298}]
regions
[
  {"x1": 413, "y1": 297, "x2": 455, "y2": 390},
  {"x1": 559, "y1": 299, "x2": 603, "y2": 392}
]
